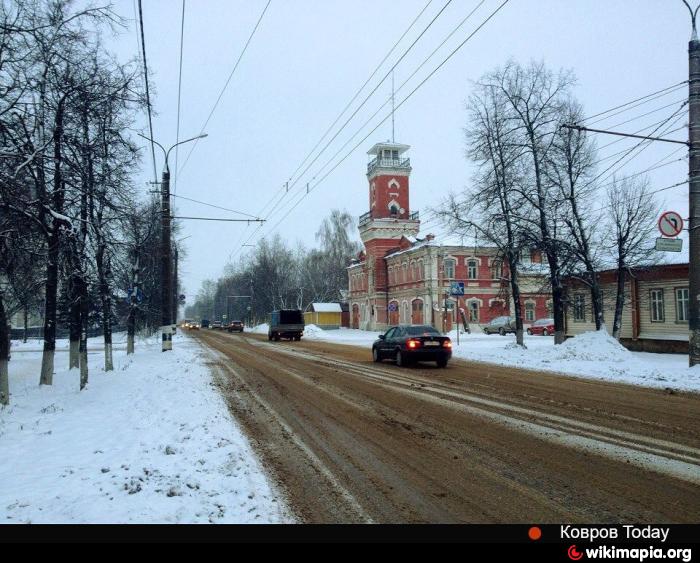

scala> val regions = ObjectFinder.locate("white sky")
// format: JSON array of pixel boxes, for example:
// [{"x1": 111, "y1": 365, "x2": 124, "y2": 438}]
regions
[{"x1": 106, "y1": 0, "x2": 691, "y2": 301}]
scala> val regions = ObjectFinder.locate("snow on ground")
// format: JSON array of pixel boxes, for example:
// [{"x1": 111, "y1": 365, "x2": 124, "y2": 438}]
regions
[
  {"x1": 278, "y1": 325, "x2": 700, "y2": 393},
  {"x1": 0, "y1": 333, "x2": 292, "y2": 524}
]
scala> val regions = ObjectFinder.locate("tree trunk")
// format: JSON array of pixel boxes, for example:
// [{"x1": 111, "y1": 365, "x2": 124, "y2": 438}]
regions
[
  {"x1": 0, "y1": 294, "x2": 10, "y2": 406},
  {"x1": 78, "y1": 275, "x2": 89, "y2": 390},
  {"x1": 40, "y1": 235, "x2": 58, "y2": 385},
  {"x1": 612, "y1": 267, "x2": 626, "y2": 340},
  {"x1": 40, "y1": 100, "x2": 65, "y2": 386},
  {"x1": 69, "y1": 285, "x2": 80, "y2": 369},
  {"x1": 23, "y1": 306, "x2": 28, "y2": 343},
  {"x1": 508, "y1": 251, "x2": 525, "y2": 347},
  {"x1": 589, "y1": 275, "x2": 605, "y2": 331}
]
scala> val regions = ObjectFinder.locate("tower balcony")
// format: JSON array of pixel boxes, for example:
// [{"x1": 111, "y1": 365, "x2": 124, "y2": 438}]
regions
[
  {"x1": 366, "y1": 156, "x2": 411, "y2": 176},
  {"x1": 359, "y1": 209, "x2": 419, "y2": 227}
]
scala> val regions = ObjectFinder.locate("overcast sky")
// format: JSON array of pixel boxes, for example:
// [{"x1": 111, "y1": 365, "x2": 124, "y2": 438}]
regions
[{"x1": 107, "y1": 0, "x2": 691, "y2": 303}]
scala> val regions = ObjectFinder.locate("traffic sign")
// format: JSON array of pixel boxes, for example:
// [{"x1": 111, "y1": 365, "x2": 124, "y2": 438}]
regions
[
  {"x1": 388, "y1": 302, "x2": 398, "y2": 312},
  {"x1": 658, "y1": 211, "x2": 684, "y2": 238},
  {"x1": 450, "y1": 281, "x2": 465, "y2": 296},
  {"x1": 655, "y1": 237, "x2": 683, "y2": 252},
  {"x1": 178, "y1": 294, "x2": 186, "y2": 304}
]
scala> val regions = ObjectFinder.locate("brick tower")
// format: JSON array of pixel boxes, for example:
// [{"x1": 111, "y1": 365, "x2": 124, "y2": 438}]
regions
[{"x1": 358, "y1": 142, "x2": 420, "y2": 329}]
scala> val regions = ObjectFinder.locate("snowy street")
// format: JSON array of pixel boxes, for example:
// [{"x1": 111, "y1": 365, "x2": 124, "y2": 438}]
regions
[
  {"x1": 0, "y1": 333, "x2": 292, "y2": 524},
  {"x1": 290, "y1": 325, "x2": 700, "y2": 393},
  {"x1": 193, "y1": 328, "x2": 700, "y2": 523}
]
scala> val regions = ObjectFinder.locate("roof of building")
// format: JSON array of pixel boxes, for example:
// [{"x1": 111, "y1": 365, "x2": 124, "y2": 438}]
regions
[
  {"x1": 309, "y1": 303, "x2": 342, "y2": 313},
  {"x1": 367, "y1": 142, "x2": 410, "y2": 156}
]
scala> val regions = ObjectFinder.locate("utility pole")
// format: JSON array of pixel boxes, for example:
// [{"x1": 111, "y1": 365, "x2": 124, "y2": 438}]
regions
[
  {"x1": 686, "y1": 1, "x2": 700, "y2": 365},
  {"x1": 173, "y1": 246, "x2": 179, "y2": 328},
  {"x1": 138, "y1": 132, "x2": 207, "y2": 352},
  {"x1": 160, "y1": 165, "x2": 172, "y2": 351}
]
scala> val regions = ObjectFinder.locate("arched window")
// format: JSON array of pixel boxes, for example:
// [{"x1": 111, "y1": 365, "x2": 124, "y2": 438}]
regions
[
  {"x1": 417, "y1": 259, "x2": 423, "y2": 280},
  {"x1": 402, "y1": 262, "x2": 408, "y2": 283},
  {"x1": 389, "y1": 203, "x2": 399, "y2": 217},
  {"x1": 491, "y1": 260, "x2": 502, "y2": 280},
  {"x1": 444, "y1": 258, "x2": 456, "y2": 279},
  {"x1": 467, "y1": 259, "x2": 478, "y2": 280}
]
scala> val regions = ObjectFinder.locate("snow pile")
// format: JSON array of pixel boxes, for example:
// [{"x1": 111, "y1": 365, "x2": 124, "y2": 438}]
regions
[
  {"x1": 548, "y1": 330, "x2": 631, "y2": 363},
  {"x1": 0, "y1": 334, "x2": 292, "y2": 523},
  {"x1": 302, "y1": 324, "x2": 324, "y2": 337},
  {"x1": 248, "y1": 323, "x2": 269, "y2": 335}
]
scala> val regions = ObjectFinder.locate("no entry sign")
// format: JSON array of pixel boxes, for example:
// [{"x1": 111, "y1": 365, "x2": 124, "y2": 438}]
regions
[{"x1": 658, "y1": 211, "x2": 683, "y2": 238}]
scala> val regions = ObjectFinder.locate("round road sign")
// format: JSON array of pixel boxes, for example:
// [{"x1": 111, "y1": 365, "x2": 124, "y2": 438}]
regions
[{"x1": 658, "y1": 211, "x2": 683, "y2": 238}]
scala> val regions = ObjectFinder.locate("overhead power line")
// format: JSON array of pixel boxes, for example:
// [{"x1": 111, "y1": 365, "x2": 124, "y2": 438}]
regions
[
  {"x1": 256, "y1": 0, "x2": 437, "y2": 220},
  {"x1": 136, "y1": 0, "x2": 157, "y2": 184},
  {"x1": 582, "y1": 81, "x2": 688, "y2": 123},
  {"x1": 236, "y1": 0, "x2": 511, "y2": 258},
  {"x1": 170, "y1": 193, "x2": 261, "y2": 219},
  {"x1": 174, "y1": 0, "x2": 186, "y2": 196},
  {"x1": 262, "y1": 0, "x2": 486, "y2": 227},
  {"x1": 177, "y1": 0, "x2": 272, "y2": 178}
]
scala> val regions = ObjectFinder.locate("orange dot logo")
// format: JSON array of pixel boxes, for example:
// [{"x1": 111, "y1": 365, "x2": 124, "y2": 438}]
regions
[{"x1": 528, "y1": 526, "x2": 542, "y2": 541}]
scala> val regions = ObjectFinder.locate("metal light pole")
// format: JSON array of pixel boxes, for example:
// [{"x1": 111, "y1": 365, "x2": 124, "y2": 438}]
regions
[
  {"x1": 684, "y1": 1, "x2": 700, "y2": 365},
  {"x1": 139, "y1": 133, "x2": 207, "y2": 351}
]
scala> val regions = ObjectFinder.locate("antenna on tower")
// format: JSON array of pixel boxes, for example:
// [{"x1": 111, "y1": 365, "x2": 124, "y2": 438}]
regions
[{"x1": 391, "y1": 71, "x2": 396, "y2": 143}]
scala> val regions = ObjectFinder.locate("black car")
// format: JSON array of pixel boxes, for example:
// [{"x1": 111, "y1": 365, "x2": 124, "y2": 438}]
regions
[
  {"x1": 372, "y1": 324, "x2": 452, "y2": 368},
  {"x1": 227, "y1": 320, "x2": 244, "y2": 333}
]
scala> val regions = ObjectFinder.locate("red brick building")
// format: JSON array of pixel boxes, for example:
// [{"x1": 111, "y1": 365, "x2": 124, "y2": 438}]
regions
[{"x1": 347, "y1": 141, "x2": 550, "y2": 332}]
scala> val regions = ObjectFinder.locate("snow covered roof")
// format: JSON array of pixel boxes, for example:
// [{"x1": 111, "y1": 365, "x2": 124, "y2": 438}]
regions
[{"x1": 310, "y1": 303, "x2": 342, "y2": 313}]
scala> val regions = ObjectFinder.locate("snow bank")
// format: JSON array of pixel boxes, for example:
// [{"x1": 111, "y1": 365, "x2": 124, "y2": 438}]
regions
[
  {"x1": 0, "y1": 334, "x2": 292, "y2": 523},
  {"x1": 303, "y1": 324, "x2": 324, "y2": 336},
  {"x1": 248, "y1": 323, "x2": 269, "y2": 335}
]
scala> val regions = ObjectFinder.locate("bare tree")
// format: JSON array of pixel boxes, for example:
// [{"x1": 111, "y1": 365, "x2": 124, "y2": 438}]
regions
[
  {"x1": 548, "y1": 99, "x2": 606, "y2": 330},
  {"x1": 605, "y1": 176, "x2": 658, "y2": 339},
  {"x1": 438, "y1": 79, "x2": 529, "y2": 346},
  {"x1": 490, "y1": 60, "x2": 575, "y2": 344}
]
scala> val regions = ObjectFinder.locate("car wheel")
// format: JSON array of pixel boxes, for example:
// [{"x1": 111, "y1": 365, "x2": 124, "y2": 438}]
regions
[
  {"x1": 372, "y1": 347, "x2": 381, "y2": 363},
  {"x1": 267, "y1": 333, "x2": 272, "y2": 341},
  {"x1": 499, "y1": 327, "x2": 506, "y2": 336},
  {"x1": 396, "y1": 349, "x2": 407, "y2": 367},
  {"x1": 274, "y1": 333, "x2": 280, "y2": 341},
  {"x1": 543, "y1": 328, "x2": 549, "y2": 336},
  {"x1": 436, "y1": 358, "x2": 448, "y2": 368},
  {"x1": 527, "y1": 328, "x2": 532, "y2": 336}
]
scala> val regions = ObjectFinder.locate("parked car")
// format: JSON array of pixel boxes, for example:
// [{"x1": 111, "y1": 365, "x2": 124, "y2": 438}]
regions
[
  {"x1": 483, "y1": 316, "x2": 516, "y2": 335},
  {"x1": 227, "y1": 320, "x2": 244, "y2": 333},
  {"x1": 211, "y1": 321, "x2": 222, "y2": 330},
  {"x1": 200, "y1": 319, "x2": 210, "y2": 329},
  {"x1": 372, "y1": 324, "x2": 452, "y2": 368},
  {"x1": 527, "y1": 318, "x2": 555, "y2": 336},
  {"x1": 268, "y1": 310, "x2": 304, "y2": 341}
]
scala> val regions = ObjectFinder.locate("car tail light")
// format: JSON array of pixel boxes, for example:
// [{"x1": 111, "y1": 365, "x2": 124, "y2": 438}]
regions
[
  {"x1": 443, "y1": 340, "x2": 452, "y2": 348},
  {"x1": 407, "y1": 339, "x2": 420, "y2": 349}
]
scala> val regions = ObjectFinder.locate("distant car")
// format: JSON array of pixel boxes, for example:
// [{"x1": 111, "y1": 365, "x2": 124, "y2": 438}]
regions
[
  {"x1": 527, "y1": 318, "x2": 555, "y2": 336},
  {"x1": 211, "y1": 321, "x2": 222, "y2": 330},
  {"x1": 483, "y1": 316, "x2": 516, "y2": 335},
  {"x1": 372, "y1": 324, "x2": 452, "y2": 368},
  {"x1": 201, "y1": 319, "x2": 210, "y2": 329},
  {"x1": 227, "y1": 320, "x2": 244, "y2": 333}
]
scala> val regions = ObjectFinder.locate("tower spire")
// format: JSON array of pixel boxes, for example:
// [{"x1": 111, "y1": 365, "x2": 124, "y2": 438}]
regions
[{"x1": 391, "y1": 71, "x2": 396, "y2": 143}]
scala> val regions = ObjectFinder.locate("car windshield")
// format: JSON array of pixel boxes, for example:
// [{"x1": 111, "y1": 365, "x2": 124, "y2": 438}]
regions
[
  {"x1": 535, "y1": 319, "x2": 553, "y2": 326},
  {"x1": 405, "y1": 325, "x2": 440, "y2": 336}
]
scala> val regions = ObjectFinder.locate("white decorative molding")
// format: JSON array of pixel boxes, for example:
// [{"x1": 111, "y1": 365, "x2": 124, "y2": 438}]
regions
[{"x1": 388, "y1": 178, "x2": 400, "y2": 190}]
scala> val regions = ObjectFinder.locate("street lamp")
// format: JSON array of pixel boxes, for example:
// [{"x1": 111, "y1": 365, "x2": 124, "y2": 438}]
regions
[{"x1": 139, "y1": 133, "x2": 207, "y2": 351}]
